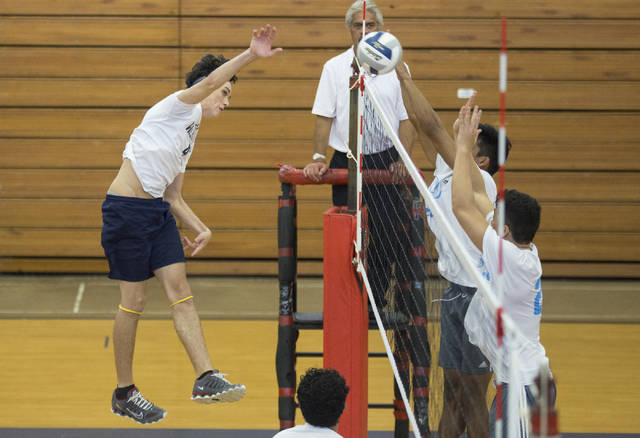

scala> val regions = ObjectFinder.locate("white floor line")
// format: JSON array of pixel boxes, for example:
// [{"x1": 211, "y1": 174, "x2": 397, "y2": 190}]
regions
[{"x1": 73, "y1": 282, "x2": 86, "y2": 314}]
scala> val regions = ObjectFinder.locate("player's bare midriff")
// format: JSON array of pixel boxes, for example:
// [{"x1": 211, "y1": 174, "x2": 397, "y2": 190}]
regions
[{"x1": 107, "y1": 158, "x2": 154, "y2": 199}]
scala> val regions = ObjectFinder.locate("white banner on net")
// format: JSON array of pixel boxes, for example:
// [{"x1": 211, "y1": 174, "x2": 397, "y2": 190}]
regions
[{"x1": 360, "y1": 75, "x2": 538, "y2": 437}]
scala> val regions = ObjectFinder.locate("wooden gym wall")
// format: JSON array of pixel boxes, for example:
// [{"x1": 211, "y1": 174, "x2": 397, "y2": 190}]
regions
[{"x1": 0, "y1": 0, "x2": 639, "y2": 278}]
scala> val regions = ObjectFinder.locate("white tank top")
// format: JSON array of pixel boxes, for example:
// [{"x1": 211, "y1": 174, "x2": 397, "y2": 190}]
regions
[
  {"x1": 427, "y1": 155, "x2": 497, "y2": 287},
  {"x1": 123, "y1": 91, "x2": 201, "y2": 198}
]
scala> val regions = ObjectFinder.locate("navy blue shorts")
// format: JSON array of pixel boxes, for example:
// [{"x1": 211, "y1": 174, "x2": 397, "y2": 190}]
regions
[
  {"x1": 101, "y1": 194, "x2": 185, "y2": 282},
  {"x1": 438, "y1": 282, "x2": 491, "y2": 374}
]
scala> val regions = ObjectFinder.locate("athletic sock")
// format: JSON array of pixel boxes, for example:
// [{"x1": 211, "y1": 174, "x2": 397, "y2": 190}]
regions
[{"x1": 116, "y1": 384, "x2": 136, "y2": 400}]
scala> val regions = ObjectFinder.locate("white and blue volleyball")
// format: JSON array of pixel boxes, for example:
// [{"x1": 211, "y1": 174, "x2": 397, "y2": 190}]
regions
[{"x1": 356, "y1": 31, "x2": 403, "y2": 75}]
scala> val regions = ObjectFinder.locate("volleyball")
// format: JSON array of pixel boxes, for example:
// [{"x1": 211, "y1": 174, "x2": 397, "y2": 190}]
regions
[{"x1": 356, "y1": 31, "x2": 403, "y2": 75}]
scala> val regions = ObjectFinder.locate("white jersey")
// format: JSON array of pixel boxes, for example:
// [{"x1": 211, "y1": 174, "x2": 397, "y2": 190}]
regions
[
  {"x1": 273, "y1": 424, "x2": 343, "y2": 438},
  {"x1": 311, "y1": 48, "x2": 408, "y2": 155},
  {"x1": 123, "y1": 90, "x2": 201, "y2": 198},
  {"x1": 464, "y1": 226, "x2": 548, "y2": 385},
  {"x1": 427, "y1": 155, "x2": 497, "y2": 287}
]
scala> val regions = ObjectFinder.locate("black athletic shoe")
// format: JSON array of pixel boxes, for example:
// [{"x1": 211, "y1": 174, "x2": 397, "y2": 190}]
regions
[
  {"x1": 191, "y1": 370, "x2": 246, "y2": 404},
  {"x1": 111, "y1": 387, "x2": 166, "y2": 424}
]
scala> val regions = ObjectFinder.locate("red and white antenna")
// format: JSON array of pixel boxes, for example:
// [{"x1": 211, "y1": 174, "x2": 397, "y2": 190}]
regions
[{"x1": 495, "y1": 16, "x2": 508, "y2": 438}]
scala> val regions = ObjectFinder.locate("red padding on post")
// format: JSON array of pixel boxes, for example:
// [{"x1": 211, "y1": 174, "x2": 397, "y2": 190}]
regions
[
  {"x1": 413, "y1": 386, "x2": 428, "y2": 398},
  {"x1": 413, "y1": 366, "x2": 429, "y2": 376},
  {"x1": 280, "y1": 420, "x2": 295, "y2": 430},
  {"x1": 278, "y1": 387, "x2": 295, "y2": 397},
  {"x1": 279, "y1": 198, "x2": 294, "y2": 208},
  {"x1": 278, "y1": 248, "x2": 294, "y2": 257},
  {"x1": 413, "y1": 316, "x2": 427, "y2": 327},
  {"x1": 394, "y1": 400, "x2": 409, "y2": 420},
  {"x1": 278, "y1": 316, "x2": 293, "y2": 326},
  {"x1": 323, "y1": 207, "x2": 368, "y2": 438}
]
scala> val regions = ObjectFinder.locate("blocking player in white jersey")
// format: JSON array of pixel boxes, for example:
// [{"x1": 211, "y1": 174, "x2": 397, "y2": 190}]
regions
[
  {"x1": 396, "y1": 64, "x2": 511, "y2": 438},
  {"x1": 101, "y1": 25, "x2": 282, "y2": 424},
  {"x1": 451, "y1": 102, "x2": 553, "y2": 438}
]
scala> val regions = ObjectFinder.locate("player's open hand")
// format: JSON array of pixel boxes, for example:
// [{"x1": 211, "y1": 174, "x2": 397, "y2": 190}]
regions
[
  {"x1": 250, "y1": 24, "x2": 284, "y2": 59},
  {"x1": 453, "y1": 93, "x2": 477, "y2": 140},
  {"x1": 182, "y1": 228, "x2": 212, "y2": 257},
  {"x1": 455, "y1": 94, "x2": 482, "y2": 152}
]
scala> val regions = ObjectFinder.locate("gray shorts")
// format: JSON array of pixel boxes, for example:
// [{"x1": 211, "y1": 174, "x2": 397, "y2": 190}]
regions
[{"x1": 438, "y1": 282, "x2": 491, "y2": 375}]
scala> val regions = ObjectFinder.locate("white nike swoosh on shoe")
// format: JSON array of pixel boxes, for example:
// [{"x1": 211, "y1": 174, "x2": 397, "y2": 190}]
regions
[
  {"x1": 126, "y1": 409, "x2": 144, "y2": 420},
  {"x1": 197, "y1": 386, "x2": 205, "y2": 390}
]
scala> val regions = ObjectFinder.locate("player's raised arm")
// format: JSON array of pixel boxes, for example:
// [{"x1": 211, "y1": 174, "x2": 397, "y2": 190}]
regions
[
  {"x1": 396, "y1": 61, "x2": 456, "y2": 168},
  {"x1": 179, "y1": 24, "x2": 283, "y2": 104},
  {"x1": 451, "y1": 102, "x2": 492, "y2": 251}
]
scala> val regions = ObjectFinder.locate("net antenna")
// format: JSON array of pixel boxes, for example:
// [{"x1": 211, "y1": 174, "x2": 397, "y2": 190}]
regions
[
  {"x1": 496, "y1": 16, "x2": 509, "y2": 438},
  {"x1": 355, "y1": 1, "x2": 366, "y2": 261}
]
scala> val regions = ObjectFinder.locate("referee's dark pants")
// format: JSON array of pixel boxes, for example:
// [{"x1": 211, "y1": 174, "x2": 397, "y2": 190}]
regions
[{"x1": 330, "y1": 147, "x2": 408, "y2": 308}]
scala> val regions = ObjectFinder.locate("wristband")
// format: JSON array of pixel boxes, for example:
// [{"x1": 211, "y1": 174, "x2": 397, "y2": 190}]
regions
[{"x1": 312, "y1": 153, "x2": 326, "y2": 162}]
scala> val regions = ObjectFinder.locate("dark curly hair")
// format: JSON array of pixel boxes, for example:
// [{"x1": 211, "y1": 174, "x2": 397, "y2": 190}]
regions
[
  {"x1": 477, "y1": 123, "x2": 512, "y2": 176},
  {"x1": 185, "y1": 54, "x2": 238, "y2": 88},
  {"x1": 297, "y1": 368, "x2": 350, "y2": 428},
  {"x1": 504, "y1": 189, "x2": 541, "y2": 244}
]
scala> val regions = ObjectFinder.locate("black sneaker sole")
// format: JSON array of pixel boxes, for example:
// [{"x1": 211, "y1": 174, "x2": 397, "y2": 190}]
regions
[
  {"x1": 191, "y1": 385, "x2": 246, "y2": 404},
  {"x1": 111, "y1": 407, "x2": 167, "y2": 424}
]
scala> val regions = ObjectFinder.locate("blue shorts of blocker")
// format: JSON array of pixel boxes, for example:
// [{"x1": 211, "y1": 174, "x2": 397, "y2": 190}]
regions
[{"x1": 101, "y1": 194, "x2": 185, "y2": 282}]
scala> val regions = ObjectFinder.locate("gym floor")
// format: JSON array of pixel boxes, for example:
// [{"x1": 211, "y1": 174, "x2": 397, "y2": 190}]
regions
[{"x1": 0, "y1": 275, "x2": 639, "y2": 437}]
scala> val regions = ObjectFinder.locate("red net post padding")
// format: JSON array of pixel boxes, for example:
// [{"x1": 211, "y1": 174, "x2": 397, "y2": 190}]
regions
[{"x1": 322, "y1": 207, "x2": 368, "y2": 438}]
